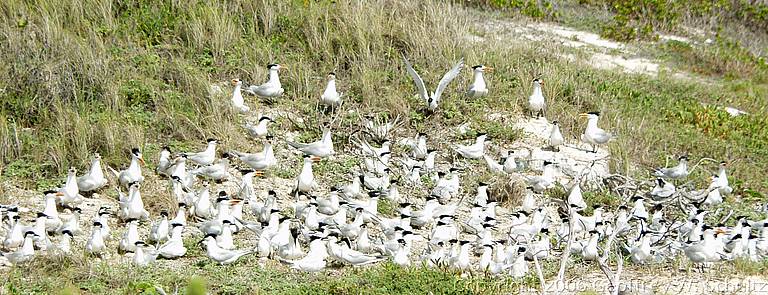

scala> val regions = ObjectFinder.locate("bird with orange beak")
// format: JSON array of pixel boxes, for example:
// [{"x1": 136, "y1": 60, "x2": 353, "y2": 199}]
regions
[
  {"x1": 578, "y1": 112, "x2": 613, "y2": 153},
  {"x1": 466, "y1": 65, "x2": 493, "y2": 98},
  {"x1": 110, "y1": 148, "x2": 145, "y2": 188}
]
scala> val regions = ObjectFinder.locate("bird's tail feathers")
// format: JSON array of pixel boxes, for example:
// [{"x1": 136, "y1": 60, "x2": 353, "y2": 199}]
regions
[{"x1": 106, "y1": 166, "x2": 119, "y2": 179}]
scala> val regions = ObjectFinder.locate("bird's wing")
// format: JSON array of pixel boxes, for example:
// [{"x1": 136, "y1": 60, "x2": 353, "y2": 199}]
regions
[
  {"x1": 286, "y1": 140, "x2": 311, "y2": 150},
  {"x1": 592, "y1": 130, "x2": 612, "y2": 144},
  {"x1": 244, "y1": 84, "x2": 265, "y2": 95},
  {"x1": 402, "y1": 54, "x2": 430, "y2": 103},
  {"x1": 433, "y1": 58, "x2": 465, "y2": 102}
]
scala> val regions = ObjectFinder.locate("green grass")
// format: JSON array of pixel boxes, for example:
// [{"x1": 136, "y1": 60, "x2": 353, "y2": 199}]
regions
[
  {"x1": 730, "y1": 258, "x2": 768, "y2": 276},
  {"x1": 657, "y1": 38, "x2": 768, "y2": 82},
  {"x1": 1, "y1": 256, "x2": 524, "y2": 295},
  {"x1": 0, "y1": 0, "x2": 766, "y2": 193}
]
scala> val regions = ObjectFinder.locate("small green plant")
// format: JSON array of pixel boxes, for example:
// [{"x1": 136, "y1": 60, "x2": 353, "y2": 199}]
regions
[
  {"x1": 377, "y1": 198, "x2": 396, "y2": 217},
  {"x1": 473, "y1": 0, "x2": 559, "y2": 19},
  {"x1": 601, "y1": 0, "x2": 680, "y2": 41},
  {"x1": 185, "y1": 277, "x2": 208, "y2": 295},
  {"x1": 732, "y1": 258, "x2": 768, "y2": 275}
]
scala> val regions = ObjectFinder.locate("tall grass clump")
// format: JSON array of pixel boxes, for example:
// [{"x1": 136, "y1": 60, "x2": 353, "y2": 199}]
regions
[{"x1": 0, "y1": 0, "x2": 475, "y2": 187}]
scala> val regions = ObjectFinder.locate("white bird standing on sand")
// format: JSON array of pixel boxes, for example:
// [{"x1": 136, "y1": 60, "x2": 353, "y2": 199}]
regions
[
  {"x1": 119, "y1": 183, "x2": 150, "y2": 221},
  {"x1": 527, "y1": 161, "x2": 556, "y2": 193},
  {"x1": 111, "y1": 148, "x2": 145, "y2": 187},
  {"x1": 244, "y1": 116, "x2": 274, "y2": 139},
  {"x1": 230, "y1": 79, "x2": 249, "y2": 113},
  {"x1": 502, "y1": 151, "x2": 517, "y2": 174},
  {"x1": 567, "y1": 183, "x2": 587, "y2": 211},
  {"x1": 58, "y1": 167, "x2": 83, "y2": 207},
  {"x1": 183, "y1": 139, "x2": 218, "y2": 166},
  {"x1": 156, "y1": 146, "x2": 172, "y2": 177},
  {"x1": 245, "y1": 64, "x2": 285, "y2": 99},
  {"x1": 327, "y1": 235, "x2": 385, "y2": 266},
  {"x1": 171, "y1": 203, "x2": 188, "y2": 227},
  {"x1": 483, "y1": 154, "x2": 505, "y2": 174},
  {"x1": 95, "y1": 208, "x2": 112, "y2": 240},
  {"x1": 42, "y1": 191, "x2": 63, "y2": 232},
  {"x1": 132, "y1": 241, "x2": 159, "y2": 267},
  {"x1": 294, "y1": 155, "x2": 320, "y2": 194},
  {"x1": 528, "y1": 79, "x2": 545, "y2": 118},
  {"x1": 149, "y1": 211, "x2": 170, "y2": 244},
  {"x1": 549, "y1": 121, "x2": 564, "y2": 152},
  {"x1": 168, "y1": 156, "x2": 195, "y2": 189},
  {"x1": 158, "y1": 223, "x2": 187, "y2": 259},
  {"x1": 684, "y1": 226, "x2": 726, "y2": 265},
  {"x1": 279, "y1": 235, "x2": 330, "y2": 272},
  {"x1": 649, "y1": 178, "x2": 676, "y2": 200},
  {"x1": 403, "y1": 54, "x2": 464, "y2": 112},
  {"x1": 286, "y1": 128, "x2": 334, "y2": 158},
  {"x1": 466, "y1": 65, "x2": 492, "y2": 98},
  {"x1": 200, "y1": 234, "x2": 253, "y2": 265},
  {"x1": 77, "y1": 153, "x2": 107, "y2": 193},
  {"x1": 454, "y1": 133, "x2": 488, "y2": 160},
  {"x1": 86, "y1": 222, "x2": 107, "y2": 257},
  {"x1": 1, "y1": 231, "x2": 37, "y2": 264},
  {"x1": 190, "y1": 153, "x2": 232, "y2": 181},
  {"x1": 713, "y1": 161, "x2": 732, "y2": 195},
  {"x1": 119, "y1": 219, "x2": 141, "y2": 253},
  {"x1": 579, "y1": 112, "x2": 613, "y2": 153},
  {"x1": 630, "y1": 196, "x2": 649, "y2": 221},
  {"x1": 654, "y1": 156, "x2": 689, "y2": 180},
  {"x1": 399, "y1": 133, "x2": 428, "y2": 160},
  {"x1": 56, "y1": 230, "x2": 74, "y2": 255},
  {"x1": 320, "y1": 72, "x2": 342, "y2": 107},
  {"x1": 230, "y1": 137, "x2": 277, "y2": 171}
]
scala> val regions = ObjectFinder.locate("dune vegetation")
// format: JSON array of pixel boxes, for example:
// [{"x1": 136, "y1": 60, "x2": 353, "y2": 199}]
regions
[{"x1": 0, "y1": 0, "x2": 767, "y2": 293}]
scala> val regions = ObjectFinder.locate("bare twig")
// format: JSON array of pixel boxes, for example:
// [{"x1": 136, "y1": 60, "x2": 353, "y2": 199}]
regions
[
  {"x1": 719, "y1": 209, "x2": 734, "y2": 224},
  {"x1": 613, "y1": 252, "x2": 623, "y2": 295},
  {"x1": 596, "y1": 215, "x2": 622, "y2": 293},
  {"x1": 533, "y1": 255, "x2": 547, "y2": 295},
  {"x1": 556, "y1": 207, "x2": 574, "y2": 283}
]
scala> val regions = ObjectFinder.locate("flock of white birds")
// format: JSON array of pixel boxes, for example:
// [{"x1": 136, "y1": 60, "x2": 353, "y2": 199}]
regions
[{"x1": 1, "y1": 57, "x2": 766, "y2": 284}]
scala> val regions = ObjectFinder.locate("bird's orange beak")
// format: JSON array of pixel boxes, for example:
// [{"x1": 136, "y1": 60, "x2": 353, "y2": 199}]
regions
[
  {"x1": 139, "y1": 158, "x2": 146, "y2": 166},
  {"x1": 311, "y1": 156, "x2": 322, "y2": 163},
  {"x1": 715, "y1": 228, "x2": 727, "y2": 235},
  {"x1": 485, "y1": 67, "x2": 494, "y2": 73},
  {"x1": 578, "y1": 113, "x2": 589, "y2": 119},
  {"x1": 254, "y1": 170, "x2": 265, "y2": 177}
]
